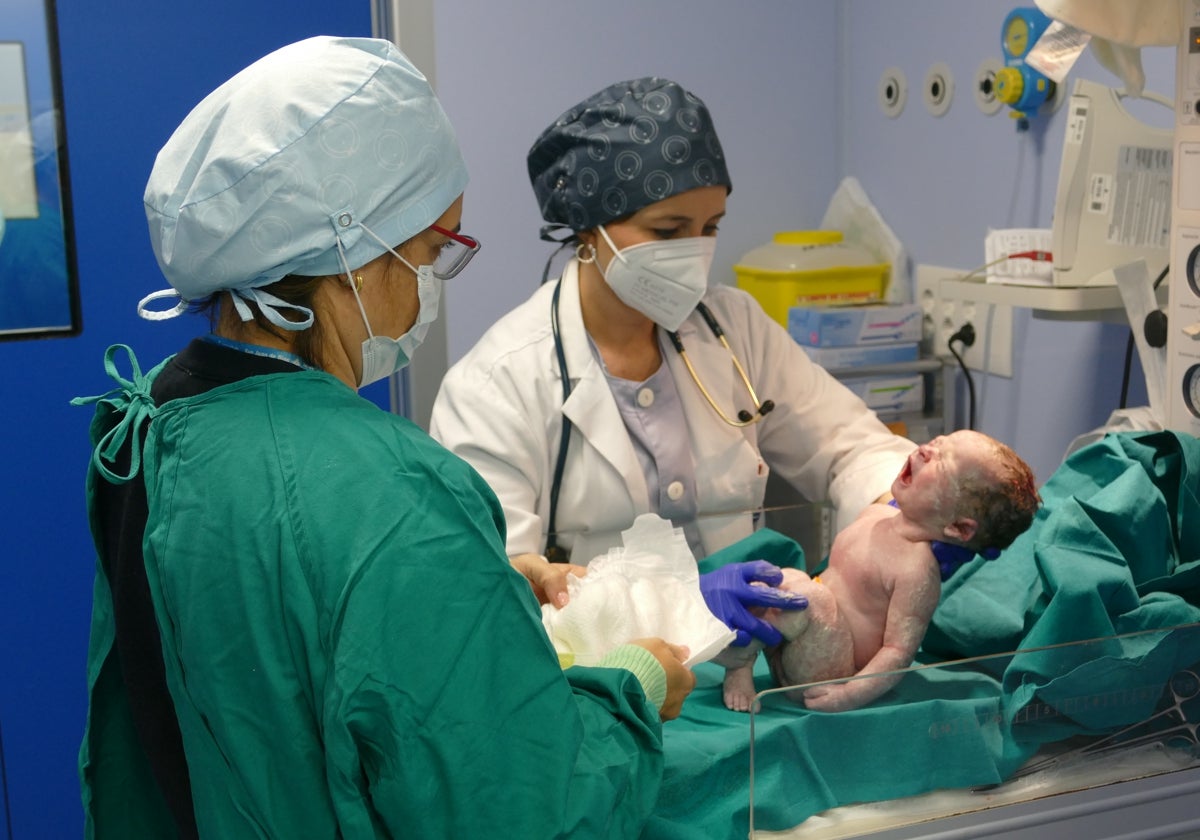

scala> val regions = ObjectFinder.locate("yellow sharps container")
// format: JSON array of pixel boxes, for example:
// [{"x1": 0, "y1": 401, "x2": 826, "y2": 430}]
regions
[{"x1": 733, "y1": 231, "x2": 889, "y2": 327}]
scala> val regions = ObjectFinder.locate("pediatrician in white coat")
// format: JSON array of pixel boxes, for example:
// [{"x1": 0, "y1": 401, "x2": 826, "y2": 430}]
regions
[{"x1": 431, "y1": 77, "x2": 916, "y2": 604}]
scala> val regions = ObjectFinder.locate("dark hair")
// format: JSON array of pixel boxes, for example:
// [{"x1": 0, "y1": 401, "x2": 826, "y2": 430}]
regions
[
  {"x1": 193, "y1": 274, "x2": 331, "y2": 370},
  {"x1": 955, "y1": 439, "x2": 1041, "y2": 552}
]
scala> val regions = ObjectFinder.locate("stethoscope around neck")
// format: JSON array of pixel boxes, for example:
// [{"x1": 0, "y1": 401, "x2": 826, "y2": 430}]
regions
[{"x1": 543, "y1": 266, "x2": 775, "y2": 563}]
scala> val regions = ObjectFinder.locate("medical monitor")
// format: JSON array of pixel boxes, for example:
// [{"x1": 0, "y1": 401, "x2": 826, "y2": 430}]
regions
[
  {"x1": 0, "y1": 0, "x2": 80, "y2": 340},
  {"x1": 1051, "y1": 79, "x2": 1173, "y2": 287}
]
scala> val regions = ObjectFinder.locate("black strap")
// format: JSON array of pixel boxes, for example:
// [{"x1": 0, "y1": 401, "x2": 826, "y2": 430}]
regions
[
  {"x1": 96, "y1": 417, "x2": 199, "y2": 840},
  {"x1": 91, "y1": 339, "x2": 302, "y2": 838},
  {"x1": 545, "y1": 279, "x2": 573, "y2": 563}
]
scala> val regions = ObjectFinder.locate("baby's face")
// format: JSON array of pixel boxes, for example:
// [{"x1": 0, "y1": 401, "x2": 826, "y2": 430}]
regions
[{"x1": 891, "y1": 431, "x2": 994, "y2": 520}]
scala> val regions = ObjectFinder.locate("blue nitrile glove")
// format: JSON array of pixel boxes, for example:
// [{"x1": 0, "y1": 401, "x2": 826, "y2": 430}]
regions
[
  {"x1": 890, "y1": 499, "x2": 1001, "y2": 580},
  {"x1": 699, "y1": 560, "x2": 808, "y2": 647},
  {"x1": 929, "y1": 540, "x2": 1001, "y2": 580}
]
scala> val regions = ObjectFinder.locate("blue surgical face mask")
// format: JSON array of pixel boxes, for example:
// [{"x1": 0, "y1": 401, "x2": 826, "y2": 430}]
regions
[{"x1": 352, "y1": 252, "x2": 442, "y2": 388}]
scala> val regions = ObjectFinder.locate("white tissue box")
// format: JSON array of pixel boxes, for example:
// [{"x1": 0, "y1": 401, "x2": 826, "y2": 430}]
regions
[
  {"x1": 788, "y1": 303, "x2": 923, "y2": 347},
  {"x1": 799, "y1": 342, "x2": 920, "y2": 370}
]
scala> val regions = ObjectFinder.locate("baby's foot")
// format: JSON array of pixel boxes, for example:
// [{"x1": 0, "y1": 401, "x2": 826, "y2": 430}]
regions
[{"x1": 723, "y1": 664, "x2": 759, "y2": 713}]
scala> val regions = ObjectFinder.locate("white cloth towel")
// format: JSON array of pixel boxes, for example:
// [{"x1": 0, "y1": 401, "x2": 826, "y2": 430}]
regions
[{"x1": 541, "y1": 514, "x2": 736, "y2": 668}]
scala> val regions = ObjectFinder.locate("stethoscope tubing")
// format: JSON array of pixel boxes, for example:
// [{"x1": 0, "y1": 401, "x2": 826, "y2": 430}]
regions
[
  {"x1": 544, "y1": 276, "x2": 772, "y2": 561},
  {"x1": 545, "y1": 279, "x2": 574, "y2": 563}
]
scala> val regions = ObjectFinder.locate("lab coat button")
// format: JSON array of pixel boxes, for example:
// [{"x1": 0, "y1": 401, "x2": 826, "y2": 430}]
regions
[
  {"x1": 667, "y1": 481, "x2": 685, "y2": 501},
  {"x1": 636, "y1": 387, "x2": 655, "y2": 407}
]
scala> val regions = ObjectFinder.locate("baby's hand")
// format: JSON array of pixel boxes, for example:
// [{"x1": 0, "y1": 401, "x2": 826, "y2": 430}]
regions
[
  {"x1": 804, "y1": 671, "x2": 901, "y2": 712},
  {"x1": 802, "y1": 684, "x2": 859, "y2": 713}
]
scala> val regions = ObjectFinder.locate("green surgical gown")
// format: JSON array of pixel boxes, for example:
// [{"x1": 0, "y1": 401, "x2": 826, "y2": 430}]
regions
[{"x1": 79, "y1": 367, "x2": 664, "y2": 838}]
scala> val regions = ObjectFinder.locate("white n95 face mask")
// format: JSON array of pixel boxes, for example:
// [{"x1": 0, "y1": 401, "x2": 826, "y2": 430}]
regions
[
  {"x1": 597, "y1": 226, "x2": 715, "y2": 331},
  {"x1": 355, "y1": 258, "x2": 442, "y2": 388}
]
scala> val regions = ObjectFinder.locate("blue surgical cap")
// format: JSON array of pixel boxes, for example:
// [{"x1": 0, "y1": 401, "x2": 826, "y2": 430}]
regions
[
  {"x1": 143, "y1": 36, "x2": 468, "y2": 314},
  {"x1": 527, "y1": 77, "x2": 731, "y2": 235}
]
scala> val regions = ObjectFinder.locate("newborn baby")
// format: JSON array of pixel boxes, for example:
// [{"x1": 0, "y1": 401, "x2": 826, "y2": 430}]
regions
[{"x1": 717, "y1": 430, "x2": 1040, "y2": 713}]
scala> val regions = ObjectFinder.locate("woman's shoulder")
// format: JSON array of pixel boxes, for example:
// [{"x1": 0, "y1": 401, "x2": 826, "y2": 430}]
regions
[
  {"x1": 445, "y1": 282, "x2": 557, "y2": 385},
  {"x1": 213, "y1": 374, "x2": 490, "y2": 490},
  {"x1": 700, "y1": 283, "x2": 796, "y2": 359},
  {"x1": 477, "y1": 281, "x2": 556, "y2": 349},
  {"x1": 162, "y1": 373, "x2": 435, "y2": 451},
  {"x1": 170, "y1": 371, "x2": 357, "y2": 414}
]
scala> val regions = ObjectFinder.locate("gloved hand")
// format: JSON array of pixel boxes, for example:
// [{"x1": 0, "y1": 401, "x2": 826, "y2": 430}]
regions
[
  {"x1": 930, "y1": 541, "x2": 1000, "y2": 580},
  {"x1": 699, "y1": 560, "x2": 807, "y2": 648}
]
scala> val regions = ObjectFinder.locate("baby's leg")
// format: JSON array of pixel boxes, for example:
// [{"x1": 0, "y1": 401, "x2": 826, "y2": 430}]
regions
[
  {"x1": 765, "y1": 576, "x2": 854, "y2": 702},
  {"x1": 713, "y1": 641, "x2": 764, "y2": 712},
  {"x1": 722, "y1": 660, "x2": 759, "y2": 712},
  {"x1": 714, "y1": 568, "x2": 829, "y2": 712}
]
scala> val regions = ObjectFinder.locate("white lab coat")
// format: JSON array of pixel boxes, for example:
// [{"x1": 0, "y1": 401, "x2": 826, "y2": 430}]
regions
[{"x1": 431, "y1": 260, "x2": 916, "y2": 564}]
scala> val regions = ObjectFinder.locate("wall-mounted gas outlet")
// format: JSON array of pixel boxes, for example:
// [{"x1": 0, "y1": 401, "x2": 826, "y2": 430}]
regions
[
  {"x1": 923, "y1": 62, "x2": 954, "y2": 117},
  {"x1": 974, "y1": 57, "x2": 1004, "y2": 115},
  {"x1": 916, "y1": 264, "x2": 1015, "y2": 378},
  {"x1": 878, "y1": 67, "x2": 907, "y2": 118}
]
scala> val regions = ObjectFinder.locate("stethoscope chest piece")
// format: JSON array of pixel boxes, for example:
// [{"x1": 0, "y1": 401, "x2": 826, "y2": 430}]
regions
[{"x1": 667, "y1": 302, "x2": 774, "y2": 427}]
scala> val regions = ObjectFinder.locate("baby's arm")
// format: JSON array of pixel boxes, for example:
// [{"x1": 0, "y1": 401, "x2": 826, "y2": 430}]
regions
[{"x1": 803, "y1": 565, "x2": 938, "y2": 712}]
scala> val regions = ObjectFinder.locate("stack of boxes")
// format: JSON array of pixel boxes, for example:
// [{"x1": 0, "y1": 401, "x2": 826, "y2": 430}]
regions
[
  {"x1": 731, "y1": 230, "x2": 927, "y2": 435},
  {"x1": 786, "y1": 302, "x2": 925, "y2": 432}
]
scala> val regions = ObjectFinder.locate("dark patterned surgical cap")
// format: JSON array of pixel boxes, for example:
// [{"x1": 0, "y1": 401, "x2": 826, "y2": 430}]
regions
[{"x1": 527, "y1": 77, "x2": 732, "y2": 235}]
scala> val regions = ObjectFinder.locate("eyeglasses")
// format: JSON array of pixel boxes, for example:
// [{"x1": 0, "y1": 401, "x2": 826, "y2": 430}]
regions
[{"x1": 429, "y1": 224, "x2": 481, "y2": 280}]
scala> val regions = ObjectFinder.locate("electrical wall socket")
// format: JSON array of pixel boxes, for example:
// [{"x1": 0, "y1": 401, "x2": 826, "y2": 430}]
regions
[{"x1": 915, "y1": 264, "x2": 1014, "y2": 378}]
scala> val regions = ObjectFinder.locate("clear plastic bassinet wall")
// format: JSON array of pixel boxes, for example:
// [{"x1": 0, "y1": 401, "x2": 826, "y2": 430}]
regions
[
  {"x1": 746, "y1": 621, "x2": 1200, "y2": 839},
  {"x1": 637, "y1": 431, "x2": 1200, "y2": 840}
]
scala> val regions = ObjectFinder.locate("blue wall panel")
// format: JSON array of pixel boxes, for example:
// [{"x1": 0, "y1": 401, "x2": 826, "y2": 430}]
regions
[{"x1": 0, "y1": 2, "x2": 370, "y2": 836}]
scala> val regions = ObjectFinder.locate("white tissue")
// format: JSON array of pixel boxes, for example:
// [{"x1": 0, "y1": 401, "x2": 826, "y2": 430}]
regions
[
  {"x1": 540, "y1": 514, "x2": 736, "y2": 668},
  {"x1": 821, "y1": 177, "x2": 909, "y2": 303}
]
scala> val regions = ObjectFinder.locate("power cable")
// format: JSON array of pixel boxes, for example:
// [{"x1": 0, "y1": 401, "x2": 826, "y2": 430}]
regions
[
  {"x1": 948, "y1": 323, "x2": 977, "y2": 430},
  {"x1": 1118, "y1": 264, "x2": 1169, "y2": 410}
]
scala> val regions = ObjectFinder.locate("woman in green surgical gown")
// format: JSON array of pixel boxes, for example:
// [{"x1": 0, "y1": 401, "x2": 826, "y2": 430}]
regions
[{"x1": 73, "y1": 37, "x2": 694, "y2": 840}]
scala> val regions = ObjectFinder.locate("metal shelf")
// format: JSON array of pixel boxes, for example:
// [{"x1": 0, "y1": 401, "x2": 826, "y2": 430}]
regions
[{"x1": 937, "y1": 269, "x2": 1167, "y2": 323}]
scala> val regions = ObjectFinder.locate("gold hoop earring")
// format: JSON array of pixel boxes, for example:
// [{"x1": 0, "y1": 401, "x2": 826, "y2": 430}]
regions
[
  {"x1": 353, "y1": 273, "x2": 364, "y2": 292},
  {"x1": 575, "y1": 242, "x2": 597, "y2": 264}
]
